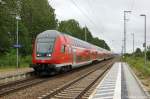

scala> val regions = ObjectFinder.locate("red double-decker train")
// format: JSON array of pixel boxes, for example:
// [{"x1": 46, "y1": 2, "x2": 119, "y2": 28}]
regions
[{"x1": 30, "y1": 30, "x2": 112, "y2": 75}]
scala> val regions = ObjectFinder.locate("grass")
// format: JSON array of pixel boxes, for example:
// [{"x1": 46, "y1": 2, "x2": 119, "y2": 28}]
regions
[
  {"x1": 125, "y1": 56, "x2": 150, "y2": 77},
  {"x1": 125, "y1": 56, "x2": 150, "y2": 91},
  {"x1": 0, "y1": 49, "x2": 31, "y2": 69}
]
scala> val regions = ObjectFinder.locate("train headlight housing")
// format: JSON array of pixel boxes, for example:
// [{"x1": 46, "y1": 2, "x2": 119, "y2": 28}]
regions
[
  {"x1": 37, "y1": 54, "x2": 40, "y2": 57},
  {"x1": 47, "y1": 54, "x2": 51, "y2": 57}
]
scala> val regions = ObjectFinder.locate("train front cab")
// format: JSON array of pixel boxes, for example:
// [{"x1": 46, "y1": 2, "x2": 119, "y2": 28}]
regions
[{"x1": 31, "y1": 30, "x2": 72, "y2": 75}]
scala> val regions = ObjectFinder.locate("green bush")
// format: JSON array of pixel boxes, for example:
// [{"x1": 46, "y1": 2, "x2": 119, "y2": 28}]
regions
[
  {"x1": 147, "y1": 51, "x2": 150, "y2": 61},
  {"x1": 0, "y1": 49, "x2": 31, "y2": 69},
  {"x1": 125, "y1": 56, "x2": 150, "y2": 77}
]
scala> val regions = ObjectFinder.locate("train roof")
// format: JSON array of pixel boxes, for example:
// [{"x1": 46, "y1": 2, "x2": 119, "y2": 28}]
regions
[
  {"x1": 36, "y1": 30, "x2": 111, "y2": 53},
  {"x1": 36, "y1": 30, "x2": 61, "y2": 39},
  {"x1": 64, "y1": 33, "x2": 110, "y2": 52}
]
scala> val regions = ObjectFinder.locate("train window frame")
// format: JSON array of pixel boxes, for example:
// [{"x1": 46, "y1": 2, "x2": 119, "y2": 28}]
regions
[
  {"x1": 36, "y1": 37, "x2": 56, "y2": 54},
  {"x1": 61, "y1": 45, "x2": 66, "y2": 53},
  {"x1": 69, "y1": 47, "x2": 72, "y2": 54}
]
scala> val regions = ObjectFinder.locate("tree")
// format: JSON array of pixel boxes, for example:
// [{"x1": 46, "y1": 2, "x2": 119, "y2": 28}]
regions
[
  {"x1": 58, "y1": 19, "x2": 82, "y2": 37},
  {"x1": 19, "y1": 0, "x2": 58, "y2": 54},
  {"x1": 21, "y1": 0, "x2": 57, "y2": 39},
  {"x1": 134, "y1": 48, "x2": 142, "y2": 57},
  {"x1": 0, "y1": 0, "x2": 18, "y2": 52},
  {"x1": 58, "y1": 19, "x2": 110, "y2": 50},
  {"x1": 0, "y1": 0, "x2": 110, "y2": 55},
  {"x1": 147, "y1": 46, "x2": 150, "y2": 60},
  {"x1": 0, "y1": 0, "x2": 58, "y2": 55}
]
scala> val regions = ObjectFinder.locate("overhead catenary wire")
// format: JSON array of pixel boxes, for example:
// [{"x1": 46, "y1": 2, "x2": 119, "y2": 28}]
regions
[
  {"x1": 84, "y1": 0, "x2": 105, "y2": 35},
  {"x1": 70, "y1": 0, "x2": 103, "y2": 34},
  {"x1": 52, "y1": 0, "x2": 104, "y2": 39}
]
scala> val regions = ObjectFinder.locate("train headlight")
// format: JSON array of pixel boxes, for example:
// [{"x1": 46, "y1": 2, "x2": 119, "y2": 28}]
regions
[
  {"x1": 47, "y1": 54, "x2": 51, "y2": 57},
  {"x1": 37, "y1": 54, "x2": 40, "y2": 57}
]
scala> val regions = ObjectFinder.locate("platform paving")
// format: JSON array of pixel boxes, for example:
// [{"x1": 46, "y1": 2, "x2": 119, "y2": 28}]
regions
[
  {"x1": 89, "y1": 62, "x2": 149, "y2": 99},
  {"x1": 122, "y1": 63, "x2": 148, "y2": 99}
]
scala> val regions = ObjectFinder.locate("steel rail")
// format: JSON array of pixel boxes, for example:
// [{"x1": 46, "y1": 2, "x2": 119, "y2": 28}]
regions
[{"x1": 40, "y1": 60, "x2": 114, "y2": 99}]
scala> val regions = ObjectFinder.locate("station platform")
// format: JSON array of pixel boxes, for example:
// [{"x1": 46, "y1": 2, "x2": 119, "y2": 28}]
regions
[
  {"x1": 89, "y1": 62, "x2": 150, "y2": 99},
  {"x1": 0, "y1": 67, "x2": 33, "y2": 79}
]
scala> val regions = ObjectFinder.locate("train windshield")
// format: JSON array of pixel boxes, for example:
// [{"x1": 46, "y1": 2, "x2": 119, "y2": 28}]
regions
[{"x1": 36, "y1": 38, "x2": 55, "y2": 53}]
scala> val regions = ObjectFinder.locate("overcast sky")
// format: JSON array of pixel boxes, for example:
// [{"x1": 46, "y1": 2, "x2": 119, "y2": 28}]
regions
[{"x1": 49, "y1": 0, "x2": 150, "y2": 53}]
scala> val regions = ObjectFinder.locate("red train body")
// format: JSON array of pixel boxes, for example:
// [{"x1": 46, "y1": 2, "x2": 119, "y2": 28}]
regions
[{"x1": 31, "y1": 30, "x2": 112, "y2": 75}]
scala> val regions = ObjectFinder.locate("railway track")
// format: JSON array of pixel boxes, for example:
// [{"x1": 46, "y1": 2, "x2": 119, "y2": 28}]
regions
[
  {"x1": 38, "y1": 60, "x2": 114, "y2": 99},
  {"x1": 0, "y1": 76, "x2": 50, "y2": 96},
  {"x1": 0, "y1": 58, "x2": 116, "y2": 98}
]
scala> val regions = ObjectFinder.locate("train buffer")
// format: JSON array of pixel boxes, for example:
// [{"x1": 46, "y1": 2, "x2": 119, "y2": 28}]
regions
[{"x1": 89, "y1": 62, "x2": 150, "y2": 99}]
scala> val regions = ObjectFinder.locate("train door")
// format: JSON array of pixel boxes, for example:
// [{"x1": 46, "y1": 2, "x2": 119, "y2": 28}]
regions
[{"x1": 72, "y1": 48, "x2": 76, "y2": 64}]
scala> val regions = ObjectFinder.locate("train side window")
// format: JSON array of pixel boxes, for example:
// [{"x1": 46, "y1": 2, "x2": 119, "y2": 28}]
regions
[
  {"x1": 61, "y1": 45, "x2": 65, "y2": 53},
  {"x1": 69, "y1": 47, "x2": 72, "y2": 54}
]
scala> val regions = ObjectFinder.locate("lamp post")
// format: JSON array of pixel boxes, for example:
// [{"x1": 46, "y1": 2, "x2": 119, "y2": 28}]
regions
[
  {"x1": 124, "y1": 11, "x2": 131, "y2": 54},
  {"x1": 132, "y1": 33, "x2": 135, "y2": 54},
  {"x1": 16, "y1": 15, "x2": 21, "y2": 68},
  {"x1": 140, "y1": 14, "x2": 147, "y2": 66}
]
